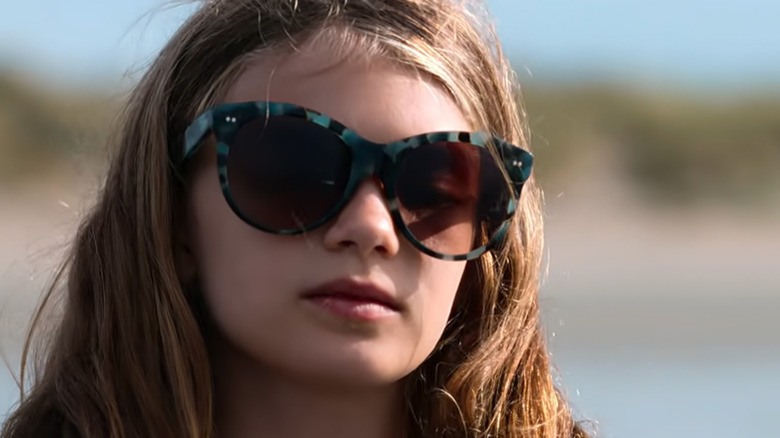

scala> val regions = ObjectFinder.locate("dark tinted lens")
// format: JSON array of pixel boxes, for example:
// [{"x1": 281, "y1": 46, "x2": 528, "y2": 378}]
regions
[
  {"x1": 396, "y1": 142, "x2": 512, "y2": 256},
  {"x1": 226, "y1": 116, "x2": 351, "y2": 230}
]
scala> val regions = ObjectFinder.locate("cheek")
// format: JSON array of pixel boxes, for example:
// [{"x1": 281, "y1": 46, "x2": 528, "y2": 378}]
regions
[
  {"x1": 422, "y1": 261, "x2": 467, "y2": 311},
  {"x1": 185, "y1": 173, "x2": 294, "y2": 327},
  {"x1": 409, "y1": 260, "x2": 467, "y2": 356}
]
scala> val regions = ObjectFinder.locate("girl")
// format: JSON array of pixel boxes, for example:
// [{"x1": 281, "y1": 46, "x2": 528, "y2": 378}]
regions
[{"x1": 2, "y1": 0, "x2": 591, "y2": 437}]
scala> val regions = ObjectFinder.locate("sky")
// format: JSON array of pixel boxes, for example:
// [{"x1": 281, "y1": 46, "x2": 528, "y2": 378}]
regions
[{"x1": 0, "y1": 0, "x2": 778, "y2": 87}]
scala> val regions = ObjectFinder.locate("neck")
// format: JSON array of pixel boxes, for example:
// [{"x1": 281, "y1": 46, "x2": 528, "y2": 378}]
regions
[{"x1": 212, "y1": 341, "x2": 406, "y2": 438}]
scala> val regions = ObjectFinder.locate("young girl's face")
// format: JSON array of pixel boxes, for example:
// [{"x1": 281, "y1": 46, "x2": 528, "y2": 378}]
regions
[{"x1": 183, "y1": 39, "x2": 470, "y2": 388}]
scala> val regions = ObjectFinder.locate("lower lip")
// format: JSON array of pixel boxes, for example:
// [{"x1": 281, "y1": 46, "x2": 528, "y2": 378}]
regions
[{"x1": 304, "y1": 295, "x2": 399, "y2": 321}]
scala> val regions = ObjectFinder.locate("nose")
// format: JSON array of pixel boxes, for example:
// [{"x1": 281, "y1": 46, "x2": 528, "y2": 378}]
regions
[{"x1": 323, "y1": 179, "x2": 401, "y2": 259}]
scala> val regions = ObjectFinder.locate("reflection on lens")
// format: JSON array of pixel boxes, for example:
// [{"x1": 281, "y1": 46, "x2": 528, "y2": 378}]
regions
[
  {"x1": 226, "y1": 116, "x2": 351, "y2": 230},
  {"x1": 396, "y1": 141, "x2": 511, "y2": 256}
]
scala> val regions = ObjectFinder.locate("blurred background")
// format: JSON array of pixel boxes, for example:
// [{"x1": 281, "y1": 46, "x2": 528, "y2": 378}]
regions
[{"x1": 1, "y1": 1, "x2": 778, "y2": 436}]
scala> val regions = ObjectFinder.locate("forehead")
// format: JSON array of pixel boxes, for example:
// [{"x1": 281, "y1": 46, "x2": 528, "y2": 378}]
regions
[{"x1": 221, "y1": 37, "x2": 471, "y2": 143}]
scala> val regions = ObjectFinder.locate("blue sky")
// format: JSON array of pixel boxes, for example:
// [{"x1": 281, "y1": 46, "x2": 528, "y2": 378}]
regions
[{"x1": 0, "y1": 0, "x2": 778, "y2": 86}]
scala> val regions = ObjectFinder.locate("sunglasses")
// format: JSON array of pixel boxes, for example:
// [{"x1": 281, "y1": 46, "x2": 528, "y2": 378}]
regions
[{"x1": 180, "y1": 101, "x2": 533, "y2": 261}]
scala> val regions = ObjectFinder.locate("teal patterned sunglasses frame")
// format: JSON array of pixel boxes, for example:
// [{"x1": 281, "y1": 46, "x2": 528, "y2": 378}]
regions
[{"x1": 181, "y1": 101, "x2": 533, "y2": 261}]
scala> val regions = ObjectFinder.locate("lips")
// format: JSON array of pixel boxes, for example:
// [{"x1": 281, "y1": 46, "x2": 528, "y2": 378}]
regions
[{"x1": 300, "y1": 278, "x2": 402, "y2": 312}]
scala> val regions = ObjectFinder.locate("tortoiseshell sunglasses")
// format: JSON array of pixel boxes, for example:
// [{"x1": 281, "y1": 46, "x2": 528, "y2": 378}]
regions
[{"x1": 181, "y1": 101, "x2": 533, "y2": 261}]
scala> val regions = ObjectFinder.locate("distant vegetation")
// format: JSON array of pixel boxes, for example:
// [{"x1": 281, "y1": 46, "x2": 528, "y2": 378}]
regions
[
  {"x1": 1, "y1": 70, "x2": 779, "y2": 207},
  {"x1": 0, "y1": 73, "x2": 117, "y2": 180},
  {"x1": 522, "y1": 82, "x2": 780, "y2": 205}
]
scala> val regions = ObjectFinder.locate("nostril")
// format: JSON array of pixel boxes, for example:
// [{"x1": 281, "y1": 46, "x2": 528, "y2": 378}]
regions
[
  {"x1": 373, "y1": 244, "x2": 391, "y2": 256},
  {"x1": 337, "y1": 240, "x2": 355, "y2": 250},
  {"x1": 336, "y1": 238, "x2": 390, "y2": 255}
]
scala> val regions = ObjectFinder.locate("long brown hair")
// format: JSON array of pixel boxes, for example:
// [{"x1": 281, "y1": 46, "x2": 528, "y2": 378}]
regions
[{"x1": 2, "y1": 1, "x2": 589, "y2": 437}]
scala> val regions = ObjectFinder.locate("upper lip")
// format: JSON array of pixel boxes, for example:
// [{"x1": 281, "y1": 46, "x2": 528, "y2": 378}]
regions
[{"x1": 300, "y1": 278, "x2": 403, "y2": 311}]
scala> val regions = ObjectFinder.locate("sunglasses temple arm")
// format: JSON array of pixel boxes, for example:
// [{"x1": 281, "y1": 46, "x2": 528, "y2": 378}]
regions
[{"x1": 182, "y1": 111, "x2": 215, "y2": 160}]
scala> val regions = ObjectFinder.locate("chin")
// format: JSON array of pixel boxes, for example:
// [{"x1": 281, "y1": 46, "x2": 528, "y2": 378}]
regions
[{"x1": 287, "y1": 347, "x2": 418, "y2": 389}]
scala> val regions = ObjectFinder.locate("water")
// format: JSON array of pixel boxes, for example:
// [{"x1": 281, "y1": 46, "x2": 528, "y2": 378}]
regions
[
  {"x1": 553, "y1": 351, "x2": 780, "y2": 438},
  {"x1": 2, "y1": 349, "x2": 779, "y2": 437},
  {"x1": 1, "y1": 370, "x2": 17, "y2": 426}
]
